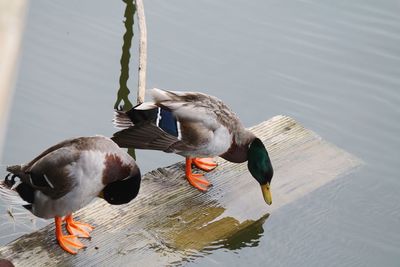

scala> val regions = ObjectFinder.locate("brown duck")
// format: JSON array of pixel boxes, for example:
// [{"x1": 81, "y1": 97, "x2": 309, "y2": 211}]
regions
[{"x1": 1, "y1": 136, "x2": 141, "y2": 254}]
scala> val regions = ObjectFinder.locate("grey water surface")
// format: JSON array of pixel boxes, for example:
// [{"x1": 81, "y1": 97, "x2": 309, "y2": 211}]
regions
[{"x1": 1, "y1": 0, "x2": 400, "y2": 266}]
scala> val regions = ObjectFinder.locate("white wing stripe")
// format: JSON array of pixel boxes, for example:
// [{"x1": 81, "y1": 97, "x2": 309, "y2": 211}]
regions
[
  {"x1": 43, "y1": 174, "x2": 55, "y2": 189},
  {"x1": 156, "y1": 107, "x2": 161, "y2": 127},
  {"x1": 177, "y1": 121, "x2": 182, "y2": 140}
]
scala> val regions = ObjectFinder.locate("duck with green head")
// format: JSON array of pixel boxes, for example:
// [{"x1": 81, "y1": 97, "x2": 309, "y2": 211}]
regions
[{"x1": 112, "y1": 88, "x2": 274, "y2": 205}]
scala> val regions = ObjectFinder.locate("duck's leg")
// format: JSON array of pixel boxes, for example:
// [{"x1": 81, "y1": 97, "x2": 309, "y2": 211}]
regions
[
  {"x1": 55, "y1": 216, "x2": 85, "y2": 254},
  {"x1": 65, "y1": 214, "x2": 94, "y2": 238},
  {"x1": 192, "y1": 157, "x2": 218, "y2": 172},
  {"x1": 185, "y1": 157, "x2": 212, "y2": 191}
]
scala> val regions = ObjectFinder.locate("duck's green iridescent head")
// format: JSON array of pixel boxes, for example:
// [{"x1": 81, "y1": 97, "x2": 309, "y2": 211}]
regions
[{"x1": 247, "y1": 138, "x2": 274, "y2": 205}]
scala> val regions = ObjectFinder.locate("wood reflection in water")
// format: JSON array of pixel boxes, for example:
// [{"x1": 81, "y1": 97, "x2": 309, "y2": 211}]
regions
[
  {"x1": 114, "y1": 0, "x2": 135, "y2": 111},
  {"x1": 115, "y1": 0, "x2": 136, "y2": 159}
]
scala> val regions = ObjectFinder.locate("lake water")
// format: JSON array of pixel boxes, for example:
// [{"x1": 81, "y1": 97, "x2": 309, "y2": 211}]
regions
[{"x1": 1, "y1": 0, "x2": 400, "y2": 266}]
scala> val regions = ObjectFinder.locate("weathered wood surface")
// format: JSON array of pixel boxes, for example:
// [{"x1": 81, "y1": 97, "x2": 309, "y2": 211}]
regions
[
  {"x1": 0, "y1": 0, "x2": 27, "y2": 161},
  {"x1": 0, "y1": 115, "x2": 362, "y2": 266}
]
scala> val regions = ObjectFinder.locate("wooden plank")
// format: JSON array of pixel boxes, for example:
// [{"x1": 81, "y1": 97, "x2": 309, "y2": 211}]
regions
[
  {"x1": 0, "y1": 0, "x2": 27, "y2": 161},
  {"x1": 0, "y1": 115, "x2": 362, "y2": 266}
]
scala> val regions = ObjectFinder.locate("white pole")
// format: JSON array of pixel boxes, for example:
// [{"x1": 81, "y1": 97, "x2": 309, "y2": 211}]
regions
[{"x1": 135, "y1": 0, "x2": 147, "y2": 104}]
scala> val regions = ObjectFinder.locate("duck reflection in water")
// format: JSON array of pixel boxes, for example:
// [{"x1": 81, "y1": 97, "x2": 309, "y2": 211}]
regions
[{"x1": 148, "y1": 203, "x2": 269, "y2": 254}]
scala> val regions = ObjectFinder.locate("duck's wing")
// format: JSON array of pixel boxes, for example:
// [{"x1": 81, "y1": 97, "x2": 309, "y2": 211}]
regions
[
  {"x1": 112, "y1": 89, "x2": 239, "y2": 153},
  {"x1": 7, "y1": 141, "x2": 82, "y2": 200},
  {"x1": 111, "y1": 122, "x2": 196, "y2": 153},
  {"x1": 151, "y1": 88, "x2": 239, "y2": 131},
  {"x1": 25, "y1": 146, "x2": 81, "y2": 199}
]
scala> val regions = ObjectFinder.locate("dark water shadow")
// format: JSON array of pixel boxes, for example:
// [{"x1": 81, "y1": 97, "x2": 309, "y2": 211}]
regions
[
  {"x1": 114, "y1": 0, "x2": 136, "y2": 159},
  {"x1": 114, "y1": 0, "x2": 135, "y2": 111}
]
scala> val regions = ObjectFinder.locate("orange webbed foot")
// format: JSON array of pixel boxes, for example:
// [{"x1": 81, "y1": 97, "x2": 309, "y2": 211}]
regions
[
  {"x1": 55, "y1": 216, "x2": 85, "y2": 255},
  {"x1": 65, "y1": 214, "x2": 94, "y2": 238},
  {"x1": 58, "y1": 234, "x2": 85, "y2": 255},
  {"x1": 186, "y1": 158, "x2": 212, "y2": 191},
  {"x1": 192, "y1": 157, "x2": 218, "y2": 172},
  {"x1": 187, "y1": 173, "x2": 211, "y2": 191}
]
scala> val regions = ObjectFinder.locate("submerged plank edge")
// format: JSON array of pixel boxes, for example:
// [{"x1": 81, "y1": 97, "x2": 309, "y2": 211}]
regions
[{"x1": 0, "y1": 115, "x2": 362, "y2": 266}]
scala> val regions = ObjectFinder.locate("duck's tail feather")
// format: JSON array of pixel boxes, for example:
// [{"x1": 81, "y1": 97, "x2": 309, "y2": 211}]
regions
[
  {"x1": 113, "y1": 110, "x2": 135, "y2": 129},
  {"x1": 6, "y1": 165, "x2": 22, "y2": 175},
  {"x1": 113, "y1": 102, "x2": 159, "y2": 129},
  {"x1": 1, "y1": 169, "x2": 34, "y2": 206}
]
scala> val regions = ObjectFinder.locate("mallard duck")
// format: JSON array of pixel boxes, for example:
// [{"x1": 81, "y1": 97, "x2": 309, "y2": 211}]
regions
[
  {"x1": 112, "y1": 88, "x2": 273, "y2": 205},
  {"x1": 1, "y1": 136, "x2": 141, "y2": 254}
]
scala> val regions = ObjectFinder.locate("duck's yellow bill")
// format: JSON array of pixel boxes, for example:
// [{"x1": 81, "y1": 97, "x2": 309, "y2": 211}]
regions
[
  {"x1": 98, "y1": 192, "x2": 104, "y2": 199},
  {"x1": 261, "y1": 183, "x2": 272, "y2": 205}
]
